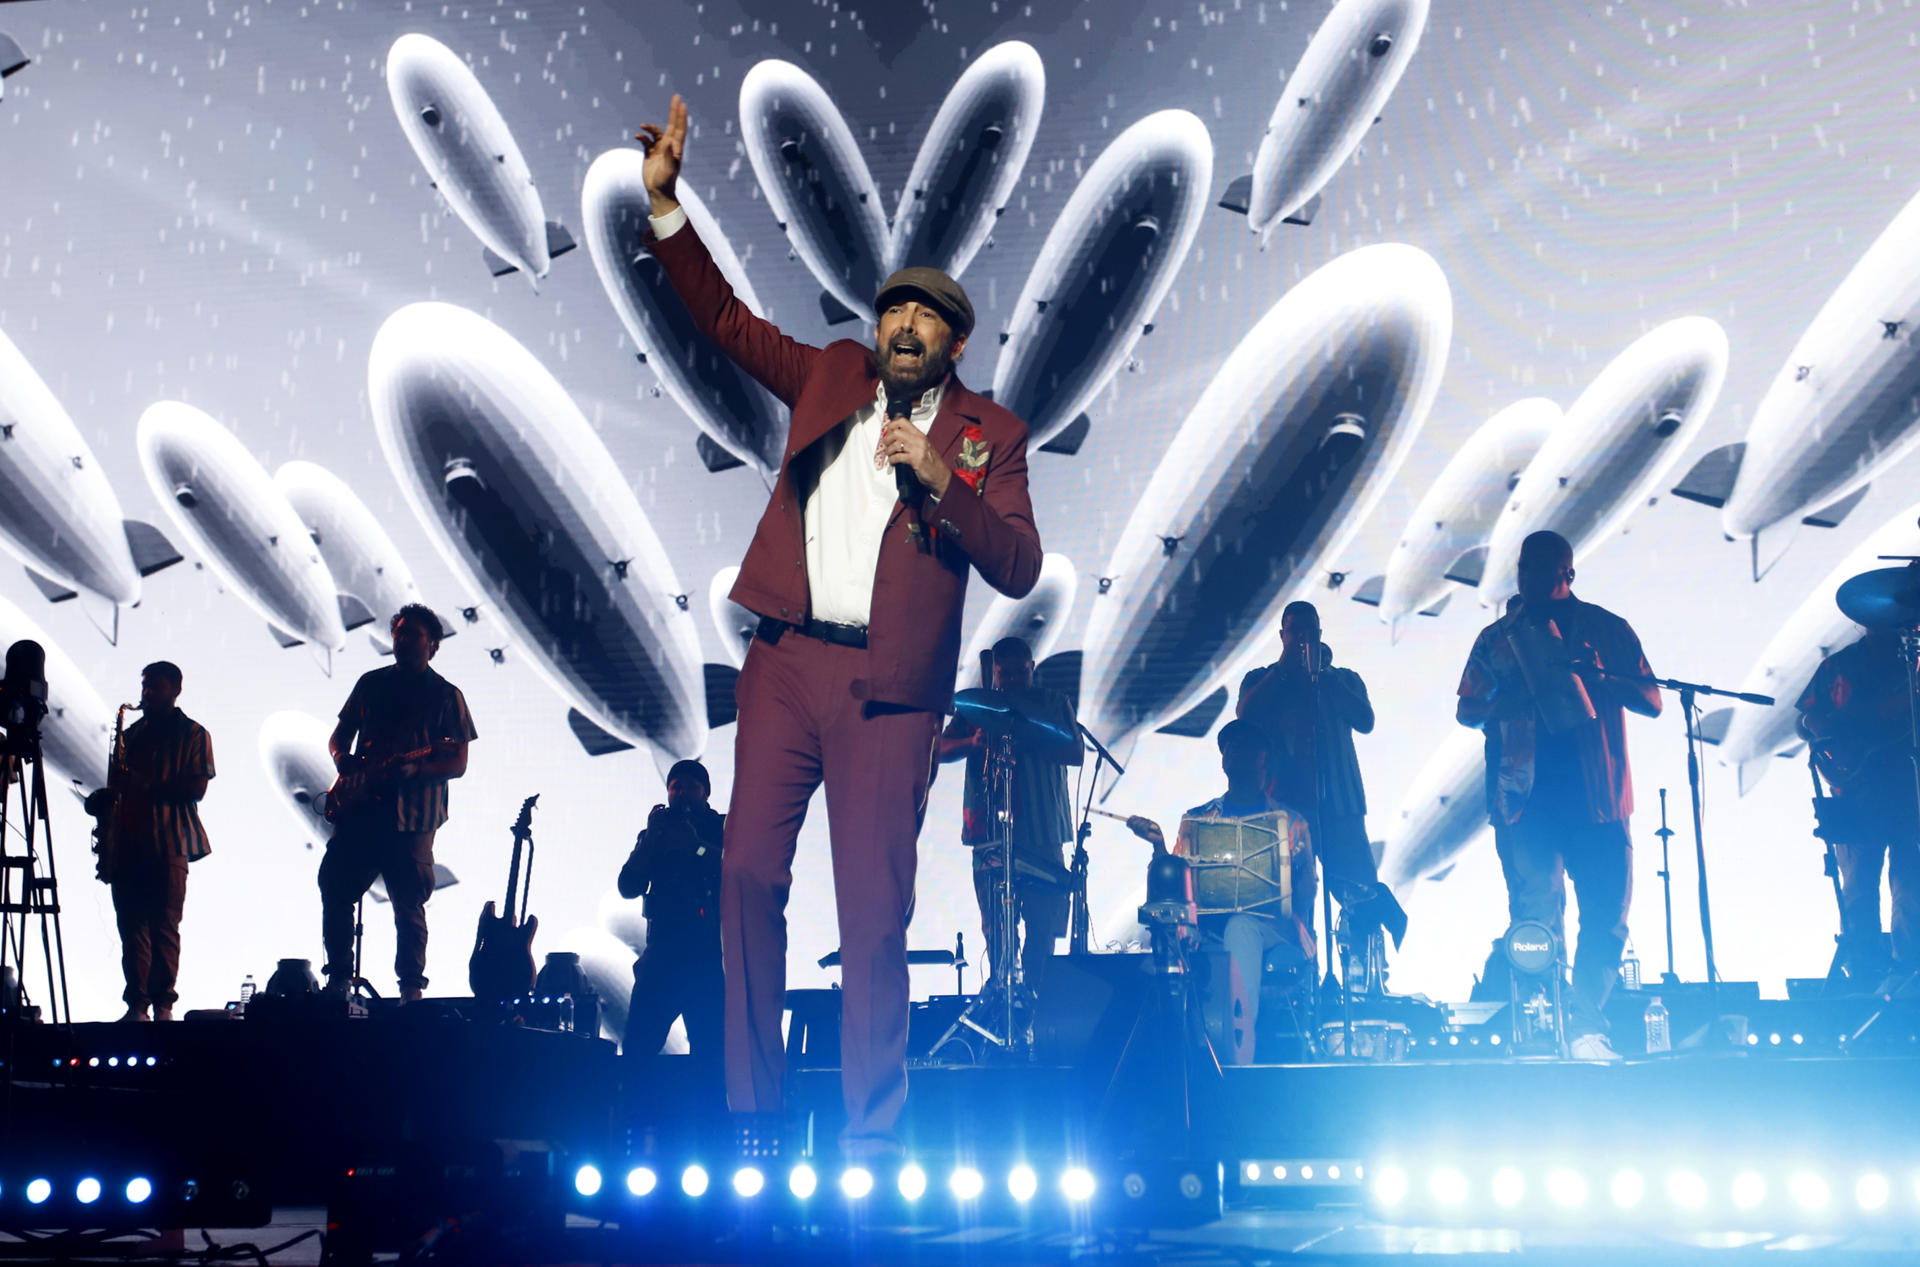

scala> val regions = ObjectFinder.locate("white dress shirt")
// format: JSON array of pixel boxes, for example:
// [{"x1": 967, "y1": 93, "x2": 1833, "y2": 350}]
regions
[{"x1": 652, "y1": 203, "x2": 942, "y2": 629}]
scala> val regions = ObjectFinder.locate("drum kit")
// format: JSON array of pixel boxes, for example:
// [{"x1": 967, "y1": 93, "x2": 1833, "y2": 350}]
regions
[{"x1": 928, "y1": 683, "x2": 1083, "y2": 1062}]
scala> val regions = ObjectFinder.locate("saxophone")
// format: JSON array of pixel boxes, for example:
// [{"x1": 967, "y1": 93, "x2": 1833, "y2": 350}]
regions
[{"x1": 85, "y1": 704, "x2": 138, "y2": 884}]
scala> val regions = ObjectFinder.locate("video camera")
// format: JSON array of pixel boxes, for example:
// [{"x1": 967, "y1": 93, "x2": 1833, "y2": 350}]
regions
[{"x1": 0, "y1": 639, "x2": 49, "y2": 758}]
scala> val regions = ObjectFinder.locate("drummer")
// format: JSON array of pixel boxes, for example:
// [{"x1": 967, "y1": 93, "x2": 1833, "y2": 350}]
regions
[
  {"x1": 937, "y1": 636, "x2": 1082, "y2": 1000},
  {"x1": 1127, "y1": 719, "x2": 1316, "y2": 1065}
]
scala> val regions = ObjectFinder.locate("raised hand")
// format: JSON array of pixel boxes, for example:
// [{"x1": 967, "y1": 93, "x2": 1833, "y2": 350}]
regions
[{"x1": 634, "y1": 93, "x2": 688, "y2": 218}]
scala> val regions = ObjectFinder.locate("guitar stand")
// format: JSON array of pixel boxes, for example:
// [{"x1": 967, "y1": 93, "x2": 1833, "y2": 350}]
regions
[{"x1": 349, "y1": 894, "x2": 380, "y2": 1009}]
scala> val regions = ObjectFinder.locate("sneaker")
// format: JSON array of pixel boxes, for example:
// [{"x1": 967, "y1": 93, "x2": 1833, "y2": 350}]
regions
[
  {"x1": 153, "y1": 1006, "x2": 174, "y2": 1022},
  {"x1": 1567, "y1": 1033, "x2": 1623, "y2": 1062},
  {"x1": 116, "y1": 1005, "x2": 151, "y2": 1023}
]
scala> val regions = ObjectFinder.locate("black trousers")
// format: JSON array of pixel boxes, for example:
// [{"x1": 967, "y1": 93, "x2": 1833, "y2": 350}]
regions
[
  {"x1": 112, "y1": 852, "x2": 189, "y2": 1009},
  {"x1": 1503, "y1": 814, "x2": 1632, "y2": 1038},
  {"x1": 972, "y1": 863, "x2": 1068, "y2": 990},
  {"x1": 1837, "y1": 833, "x2": 1920, "y2": 971},
  {"x1": 625, "y1": 924, "x2": 724, "y2": 1065},
  {"x1": 319, "y1": 825, "x2": 437, "y2": 992}
]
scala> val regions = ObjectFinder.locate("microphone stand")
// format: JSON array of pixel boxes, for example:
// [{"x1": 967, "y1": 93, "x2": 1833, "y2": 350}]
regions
[
  {"x1": 1070, "y1": 723, "x2": 1127, "y2": 954},
  {"x1": 1653, "y1": 788, "x2": 1680, "y2": 986},
  {"x1": 1596, "y1": 666, "x2": 1773, "y2": 1014}
]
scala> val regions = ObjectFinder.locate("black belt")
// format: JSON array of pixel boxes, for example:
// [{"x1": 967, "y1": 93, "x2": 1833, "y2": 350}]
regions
[{"x1": 759, "y1": 615, "x2": 867, "y2": 649}]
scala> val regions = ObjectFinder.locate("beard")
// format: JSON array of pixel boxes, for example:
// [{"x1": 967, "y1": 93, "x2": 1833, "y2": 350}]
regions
[{"x1": 876, "y1": 330, "x2": 955, "y2": 399}]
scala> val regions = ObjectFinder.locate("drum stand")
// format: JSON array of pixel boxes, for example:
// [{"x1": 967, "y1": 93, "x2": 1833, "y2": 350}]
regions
[{"x1": 931, "y1": 732, "x2": 1029, "y2": 1062}]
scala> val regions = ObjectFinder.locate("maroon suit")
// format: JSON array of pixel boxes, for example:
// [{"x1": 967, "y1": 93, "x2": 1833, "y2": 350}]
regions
[{"x1": 649, "y1": 224, "x2": 1042, "y2": 1148}]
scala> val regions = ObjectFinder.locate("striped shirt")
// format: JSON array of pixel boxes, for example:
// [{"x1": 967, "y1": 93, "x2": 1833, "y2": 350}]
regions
[
  {"x1": 111, "y1": 708, "x2": 215, "y2": 861},
  {"x1": 337, "y1": 665, "x2": 477, "y2": 832}
]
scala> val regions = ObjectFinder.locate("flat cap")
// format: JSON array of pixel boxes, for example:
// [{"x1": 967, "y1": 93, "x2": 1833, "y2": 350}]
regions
[{"x1": 874, "y1": 267, "x2": 975, "y2": 338}]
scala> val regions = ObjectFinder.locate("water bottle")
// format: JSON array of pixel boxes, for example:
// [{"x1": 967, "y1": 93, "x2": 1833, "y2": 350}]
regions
[
  {"x1": 238, "y1": 973, "x2": 256, "y2": 1015},
  {"x1": 1621, "y1": 940, "x2": 1642, "y2": 991},
  {"x1": 558, "y1": 994, "x2": 575, "y2": 1034},
  {"x1": 1643, "y1": 997, "x2": 1670, "y2": 1054}
]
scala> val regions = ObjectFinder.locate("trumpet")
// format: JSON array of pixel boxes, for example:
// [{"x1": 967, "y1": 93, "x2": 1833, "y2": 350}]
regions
[{"x1": 84, "y1": 703, "x2": 138, "y2": 884}]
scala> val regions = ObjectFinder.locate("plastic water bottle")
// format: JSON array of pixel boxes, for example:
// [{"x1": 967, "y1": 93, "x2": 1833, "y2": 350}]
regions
[
  {"x1": 238, "y1": 973, "x2": 256, "y2": 1015},
  {"x1": 1643, "y1": 997, "x2": 1670, "y2": 1054},
  {"x1": 1621, "y1": 940, "x2": 1642, "y2": 991}
]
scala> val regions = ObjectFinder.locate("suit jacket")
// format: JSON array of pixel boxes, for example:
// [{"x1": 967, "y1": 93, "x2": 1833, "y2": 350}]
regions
[{"x1": 649, "y1": 222, "x2": 1043, "y2": 712}]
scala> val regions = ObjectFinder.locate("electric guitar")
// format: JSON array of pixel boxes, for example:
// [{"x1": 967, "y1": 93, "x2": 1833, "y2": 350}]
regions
[
  {"x1": 469, "y1": 794, "x2": 539, "y2": 1005},
  {"x1": 323, "y1": 745, "x2": 436, "y2": 823}
]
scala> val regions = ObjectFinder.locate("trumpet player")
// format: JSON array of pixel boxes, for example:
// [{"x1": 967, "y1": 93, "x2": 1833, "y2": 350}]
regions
[
  {"x1": 105, "y1": 662, "x2": 215, "y2": 1022},
  {"x1": 1456, "y1": 531, "x2": 1659, "y2": 1061}
]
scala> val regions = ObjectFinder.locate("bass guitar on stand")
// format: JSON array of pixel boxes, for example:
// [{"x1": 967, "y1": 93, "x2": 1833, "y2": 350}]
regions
[{"x1": 470, "y1": 794, "x2": 539, "y2": 1006}]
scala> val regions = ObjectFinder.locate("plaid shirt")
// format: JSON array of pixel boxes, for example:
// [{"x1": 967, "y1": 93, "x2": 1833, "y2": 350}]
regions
[
  {"x1": 1457, "y1": 595, "x2": 1653, "y2": 827},
  {"x1": 111, "y1": 708, "x2": 214, "y2": 861},
  {"x1": 338, "y1": 666, "x2": 477, "y2": 832}
]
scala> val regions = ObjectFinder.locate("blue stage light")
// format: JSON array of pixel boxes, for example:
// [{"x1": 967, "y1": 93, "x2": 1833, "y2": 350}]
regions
[
  {"x1": 1790, "y1": 1172, "x2": 1830, "y2": 1211},
  {"x1": 625, "y1": 1167, "x2": 656, "y2": 1197},
  {"x1": 1491, "y1": 1168, "x2": 1525, "y2": 1207},
  {"x1": 1856, "y1": 1173, "x2": 1890, "y2": 1211},
  {"x1": 732, "y1": 1166, "x2": 764, "y2": 1198},
  {"x1": 840, "y1": 1167, "x2": 874, "y2": 1200},
  {"x1": 75, "y1": 1178, "x2": 101, "y2": 1204},
  {"x1": 1008, "y1": 1164, "x2": 1038, "y2": 1203},
  {"x1": 1373, "y1": 1166, "x2": 1408, "y2": 1206},
  {"x1": 1061, "y1": 1167, "x2": 1096, "y2": 1202},
  {"x1": 573, "y1": 1165, "x2": 602, "y2": 1197},
  {"x1": 1610, "y1": 1169, "x2": 1645, "y2": 1208},
  {"x1": 1429, "y1": 1167, "x2": 1468, "y2": 1206},
  {"x1": 681, "y1": 1165, "x2": 709, "y2": 1197},
  {"x1": 897, "y1": 1164, "x2": 927, "y2": 1200},
  {"x1": 25, "y1": 1179, "x2": 50, "y2": 1205},
  {"x1": 788, "y1": 1164, "x2": 817, "y2": 1199},
  {"x1": 1546, "y1": 1168, "x2": 1586, "y2": 1208},
  {"x1": 125, "y1": 1177, "x2": 153, "y2": 1204},
  {"x1": 1731, "y1": 1171, "x2": 1766, "y2": 1209},
  {"x1": 949, "y1": 1167, "x2": 984, "y2": 1201},
  {"x1": 1667, "y1": 1170, "x2": 1708, "y2": 1209}
]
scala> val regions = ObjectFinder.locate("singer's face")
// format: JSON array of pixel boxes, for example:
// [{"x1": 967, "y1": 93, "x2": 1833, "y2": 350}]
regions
[
  {"x1": 876, "y1": 300, "x2": 965, "y2": 395},
  {"x1": 1281, "y1": 610, "x2": 1319, "y2": 650}
]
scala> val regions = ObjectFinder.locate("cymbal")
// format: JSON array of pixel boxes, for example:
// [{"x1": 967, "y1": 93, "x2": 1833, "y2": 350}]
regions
[
  {"x1": 951, "y1": 687, "x2": 1077, "y2": 751},
  {"x1": 1836, "y1": 566, "x2": 1920, "y2": 629}
]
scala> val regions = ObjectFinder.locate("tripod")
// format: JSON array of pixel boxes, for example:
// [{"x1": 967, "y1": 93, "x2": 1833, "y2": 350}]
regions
[{"x1": 0, "y1": 730, "x2": 72, "y2": 1025}]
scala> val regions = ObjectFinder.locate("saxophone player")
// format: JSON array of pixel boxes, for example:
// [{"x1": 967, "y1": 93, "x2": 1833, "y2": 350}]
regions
[{"x1": 106, "y1": 662, "x2": 215, "y2": 1022}]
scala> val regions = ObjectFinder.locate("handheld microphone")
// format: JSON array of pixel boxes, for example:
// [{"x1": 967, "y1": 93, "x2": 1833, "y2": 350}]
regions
[{"x1": 886, "y1": 391, "x2": 922, "y2": 507}]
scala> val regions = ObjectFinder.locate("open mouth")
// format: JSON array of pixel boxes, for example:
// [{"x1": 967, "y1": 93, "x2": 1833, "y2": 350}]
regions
[{"x1": 889, "y1": 340, "x2": 926, "y2": 367}]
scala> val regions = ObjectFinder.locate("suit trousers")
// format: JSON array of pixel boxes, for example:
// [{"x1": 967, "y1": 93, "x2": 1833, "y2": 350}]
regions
[
  {"x1": 111, "y1": 852, "x2": 189, "y2": 1010},
  {"x1": 318, "y1": 825, "x2": 438, "y2": 992},
  {"x1": 1505, "y1": 813, "x2": 1632, "y2": 1038},
  {"x1": 721, "y1": 629, "x2": 941, "y2": 1151}
]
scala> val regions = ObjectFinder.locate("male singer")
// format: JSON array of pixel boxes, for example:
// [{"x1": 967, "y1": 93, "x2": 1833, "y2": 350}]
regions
[
  {"x1": 1456, "y1": 531, "x2": 1660, "y2": 1060},
  {"x1": 636, "y1": 96, "x2": 1042, "y2": 1156}
]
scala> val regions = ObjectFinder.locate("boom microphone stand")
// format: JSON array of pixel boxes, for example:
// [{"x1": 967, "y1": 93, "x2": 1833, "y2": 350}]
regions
[
  {"x1": 1069, "y1": 723, "x2": 1126, "y2": 953},
  {"x1": 1599, "y1": 666, "x2": 1773, "y2": 1012}
]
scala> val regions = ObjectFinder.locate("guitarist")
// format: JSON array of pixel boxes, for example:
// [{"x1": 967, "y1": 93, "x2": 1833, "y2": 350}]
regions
[
  {"x1": 320, "y1": 605, "x2": 476, "y2": 1003},
  {"x1": 617, "y1": 759, "x2": 724, "y2": 1092},
  {"x1": 1798, "y1": 621, "x2": 1920, "y2": 995}
]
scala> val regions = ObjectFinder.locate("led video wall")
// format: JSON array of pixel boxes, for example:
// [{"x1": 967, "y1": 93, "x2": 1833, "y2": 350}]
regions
[{"x1": 0, "y1": 0, "x2": 1910, "y2": 1027}]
